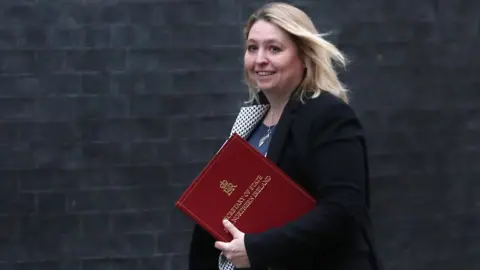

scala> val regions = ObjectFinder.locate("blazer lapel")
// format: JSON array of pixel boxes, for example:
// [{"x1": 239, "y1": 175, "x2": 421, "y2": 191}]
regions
[
  {"x1": 228, "y1": 90, "x2": 300, "y2": 164},
  {"x1": 229, "y1": 104, "x2": 269, "y2": 139},
  {"x1": 266, "y1": 95, "x2": 300, "y2": 164},
  {"x1": 266, "y1": 109, "x2": 292, "y2": 163}
]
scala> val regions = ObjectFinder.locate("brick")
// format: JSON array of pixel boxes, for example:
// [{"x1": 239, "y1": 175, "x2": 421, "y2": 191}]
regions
[
  {"x1": 111, "y1": 210, "x2": 169, "y2": 233},
  {"x1": 164, "y1": 254, "x2": 189, "y2": 270},
  {"x1": 411, "y1": 22, "x2": 437, "y2": 42},
  {"x1": 0, "y1": 171, "x2": 19, "y2": 193},
  {"x1": 437, "y1": 0, "x2": 480, "y2": 20},
  {"x1": 99, "y1": 2, "x2": 130, "y2": 24},
  {"x1": 127, "y1": 233, "x2": 156, "y2": 256},
  {"x1": 466, "y1": 109, "x2": 480, "y2": 130},
  {"x1": 49, "y1": 26, "x2": 85, "y2": 48},
  {"x1": 107, "y1": 165, "x2": 170, "y2": 188},
  {"x1": 107, "y1": 258, "x2": 142, "y2": 270},
  {"x1": 129, "y1": 93, "x2": 242, "y2": 118},
  {"x1": 129, "y1": 142, "x2": 162, "y2": 164},
  {"x1": 18, "y1": 169, "x2": 56, "y2": 191},
  {"x1": 3, "y1": 5, "x2": 36, "y2": 25},
  {"x1": 35, "y1": 50, "x2": 65, "y2": 73},
  {"x1": 195, "y1": 115, "x2": 234, "y2": 139},
  {"x1": 0, "y1": 122, "x2": 33, "y2": 145},
  {"x1": 165, "y1": 138, "x2": 224, "y2": 163},
  {"x1": 129, "y1": 95, "x2": 180, "y2": 117},
  {"x1": 171, "y1": 69, "x2": 245, "y2": 94},
  {"x1": 68, "y1": 190, "x2": 127, "y2": 213},
  {"x1": 167, "y1": 24, "x2": 243, "y2": 48},
  {"x1": 127, "y1": 47, "x2": 242, "y2": 71},
  {"x1": 60, "y1": 2, "x2": 96, "y2": 25},
  {"x1": 70, "y1": 234, "x2": 156, "y2": 259},
  {"x1": 82, "y1": 142, "x2": 130, "y2": 166},
  {"x1": 33, "y1": 97, "x2": 77, "y2": 121},
  {"x1": 0, "y1": 74, "x2": 46, "y2": 97},
  {"x1": 81, "y1": 213, "x2": 111, "y2": 235},
  {"x1": 84, "y1": 25, "x2": 110, "y2": 48},
  {"x1": 168, "y1": 208, "x2": 194, "y2": 231},
  {"x1": 0, "y1": 27, "x2": 20, "y2": 48},
  {"x1": 378, "y1": 0, "x2": 436, "y2": 21},
  {"x1": 81, "y1": 259, "x2": 112, "y2": 270},
  {"x1": 33, "y1": 122, "x2": 80, "y2": 143},
  {"x1": 157, "y1": 231, "x2": 191, "y2": 254},
  {"x1": 148, "y1": 26, "x2": 173, "y2": 48},
  {"x1": 65, "y1": 49, "x2": 127, "y2": 72},
  {"x1": 339, "y1": 22, "x2": 415, "y2": 44},
  {"x1": 125, "y1": 49, "x2": 165, "y2": 72},
  {"x1": 39, "y1": 74, "x2": 82, "y2": 96},
  {"x1": 0, "y1": 192, "x2": 35, "y2": 214},
  {"x1": 0, "y1": 216, "x2": 20, "y2": 239},
  {"x1": 79, "y1": 118, "x2": 168, "y2": 143},
  {"x1": 21, "y1": 171, "x2": 74, "y2": 194},
  {"x1": 67, "y1": 188, "x2": 172, "y2": 213},
  {"x1": 0, "y1": 98, "x2": 33, "y2": 119},
  {"x1": 168, "y1": 116, "x2": 197, "y2": 139},
  {"x1": 9, "y1": 261, "x2": 80, "y2": 270},
  {"x1": 170, "y1": 162, "x2": 208, "y2": 186},
  {"x1": 434, "y1": 21, "x2": 479, "y2": 42},
  {"x1": 126, "y1": 3, "x2": 157, "y2": 24},
  {"x1": 111, "y1": 71, "x2": 173, "y2": 95},
  {"x1": 0, "y1": 145, "x2": 34, "y2": 170},
  {"x1": 61, "y1": 168, "x2": 110, "y2": 189},
  {"x1": 20, "y1": 214, "x2": 79, "y2": 237},
  {"x1": 153, "y1": 1, "x2": 241, "y2": 25},
  {"x1": 0, "y1": 50, "x2": 36, "y2": 74},
  {"x1": 75, "y1": 96, "x2": 129, "y2": 120},
  {"x1": 73, "y1": 234, "x2": 130, "y2": 258},
  {"x1": 32, "y1": 142, "x2": 83, "y2": 169},
  {"x1": 34, "y1": 2, "x2": 62, "y2": 26},
  {"x1": 111, "y1": 25, "x2": 151, "y2": 48},
  {"x1": 137, "y1": 257, "x2": 168, "y2": 270},
  {"x1": 37, "y1": 192, "x2": 67, "y2": 214}
]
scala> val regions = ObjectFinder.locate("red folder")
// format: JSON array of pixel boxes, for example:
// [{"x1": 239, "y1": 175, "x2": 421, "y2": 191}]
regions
[{"x1": 175, "y1": 133, "x2": 316, "y2": 242}]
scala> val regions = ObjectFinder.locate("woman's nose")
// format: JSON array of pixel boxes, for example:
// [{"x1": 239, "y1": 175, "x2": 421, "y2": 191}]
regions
[{"x1": 254, "y1": 49, "x2": 268, "y2": 64}]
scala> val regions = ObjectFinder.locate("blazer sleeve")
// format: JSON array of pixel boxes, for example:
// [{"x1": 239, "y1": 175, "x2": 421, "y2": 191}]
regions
[
  {"x1": 189, "y1": 224, "x2": 222, "y2": 270},
  {"x1": 244, "y1": 102, "x2": 370, "y2": 268}
]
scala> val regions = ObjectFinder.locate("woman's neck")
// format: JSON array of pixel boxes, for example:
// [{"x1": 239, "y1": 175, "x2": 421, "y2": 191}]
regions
[{"x1": 262, "y1": 89, "x2": 292, "y2": 126}]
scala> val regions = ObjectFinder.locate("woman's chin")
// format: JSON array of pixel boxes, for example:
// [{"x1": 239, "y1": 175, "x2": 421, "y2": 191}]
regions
[{"x1": 256, "y1": 82, "x2": 276, "y2": 91}]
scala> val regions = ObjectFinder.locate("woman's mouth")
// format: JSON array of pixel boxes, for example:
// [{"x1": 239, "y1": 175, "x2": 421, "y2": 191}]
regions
[{"x1": 256, "y1": 71, "x2": 276, "y2": 77}]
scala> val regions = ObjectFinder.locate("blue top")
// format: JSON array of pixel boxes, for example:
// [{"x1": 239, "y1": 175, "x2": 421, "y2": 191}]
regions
[{"x1": 247, "y1": 122, "x2": 277, "y2": 157}]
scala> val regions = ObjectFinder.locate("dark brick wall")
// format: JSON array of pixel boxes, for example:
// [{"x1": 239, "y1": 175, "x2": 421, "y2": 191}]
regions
[{"x1": 0, "y1": 0, "x2": 478, "y2": 269}]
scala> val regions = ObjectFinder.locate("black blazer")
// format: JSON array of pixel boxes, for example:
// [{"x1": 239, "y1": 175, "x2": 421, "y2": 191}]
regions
[{"x1": 189, "y1": 90, "x2": 382, "y2": 270}]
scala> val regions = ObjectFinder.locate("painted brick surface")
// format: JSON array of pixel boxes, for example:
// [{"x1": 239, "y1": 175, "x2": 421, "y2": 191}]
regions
[{"x1": 0, "y1": 0, "x2": 478, "y2": 269}]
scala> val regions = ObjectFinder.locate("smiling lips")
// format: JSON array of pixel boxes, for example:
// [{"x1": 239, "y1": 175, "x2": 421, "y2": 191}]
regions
[{"x1": 256, "y1": 71, "x2": 276, "y2": 77}]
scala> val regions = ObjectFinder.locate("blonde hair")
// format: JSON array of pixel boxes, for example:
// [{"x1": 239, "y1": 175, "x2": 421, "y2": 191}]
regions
[{"x1": 243, "y1": 2, "x2": 350, "y2": 104}]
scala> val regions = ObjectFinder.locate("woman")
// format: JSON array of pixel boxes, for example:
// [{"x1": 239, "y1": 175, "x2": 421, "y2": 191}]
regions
[{"x1": 189, "y1": 2, "x2": 382, "y2": 270}]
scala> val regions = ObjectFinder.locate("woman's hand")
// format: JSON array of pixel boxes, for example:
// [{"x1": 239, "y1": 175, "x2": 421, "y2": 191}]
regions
[{"x1": 214, "y1": 219, "x2": 251, "y2": 268}]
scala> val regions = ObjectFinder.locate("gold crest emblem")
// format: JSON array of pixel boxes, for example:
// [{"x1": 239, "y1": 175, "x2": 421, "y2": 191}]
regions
[{"x1": 220, "y1": 180, "x2": 237, "y2": 196}]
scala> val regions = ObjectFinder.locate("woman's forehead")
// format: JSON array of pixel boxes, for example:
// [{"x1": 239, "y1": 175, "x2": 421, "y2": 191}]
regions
[{"x1": 247, "y1": 21, "x2": 291, "y2": 43}]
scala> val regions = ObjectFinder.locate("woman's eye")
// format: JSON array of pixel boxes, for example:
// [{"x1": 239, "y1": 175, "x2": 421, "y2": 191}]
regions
[
  {"x1": 247, "y1": 45, "x2": 257, "y2": 52},
  {"x1": 270, "y1": 46, "x2": 281, "y2": 53}
]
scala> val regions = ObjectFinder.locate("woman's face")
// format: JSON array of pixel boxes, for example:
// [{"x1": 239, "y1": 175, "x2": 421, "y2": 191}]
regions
[{"x1": 244, "y1": 20, "x2": 304, "y2": 95}]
